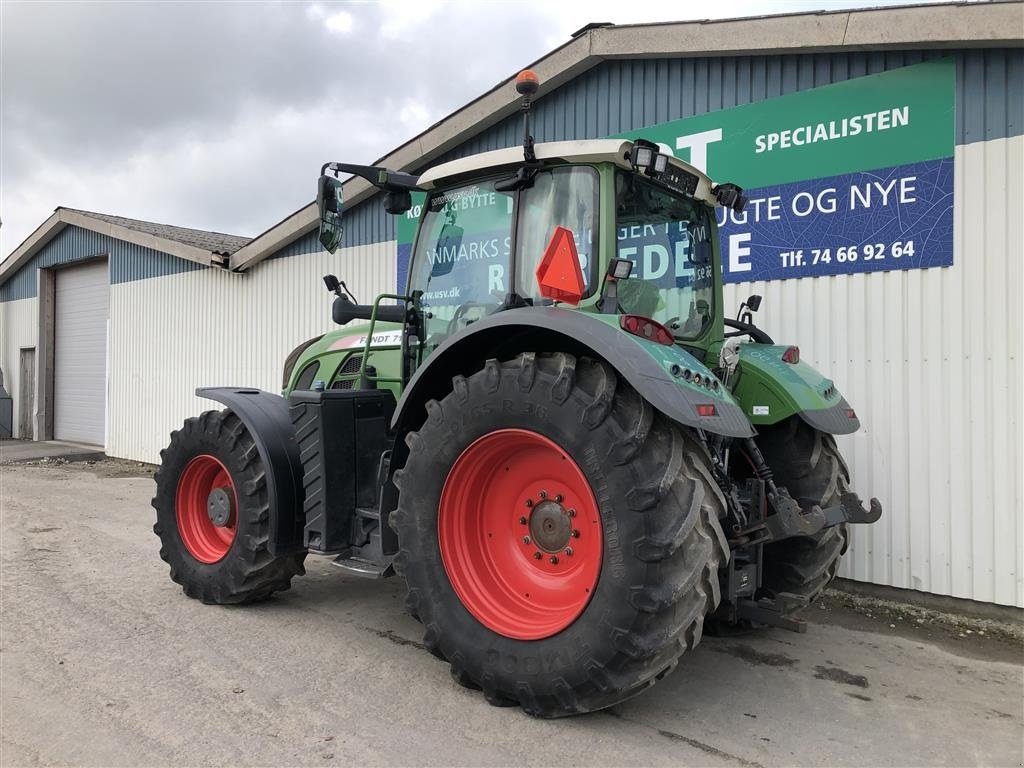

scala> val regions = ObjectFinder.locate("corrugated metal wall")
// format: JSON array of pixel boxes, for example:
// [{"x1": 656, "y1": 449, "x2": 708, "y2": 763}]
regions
[
  {"x1": 269, "y1": 213, "x2": 395, "y2": 259},
  {"x1": 107, "y1": 240, "x2": 396, "y2": 463},
  {"x1": 723, "y1": 135, "x2": 1022, "y2": 608}
]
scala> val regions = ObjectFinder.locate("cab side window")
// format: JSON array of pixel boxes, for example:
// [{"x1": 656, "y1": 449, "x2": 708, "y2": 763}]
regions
[{"x1": 411, "y1": 179, "x2": 515, "y2": 349}]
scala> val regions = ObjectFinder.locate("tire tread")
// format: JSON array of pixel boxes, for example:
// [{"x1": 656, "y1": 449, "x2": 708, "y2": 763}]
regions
[
  {"x1": 393, "y1": 352, "x2": 728, "y2": 717},
  {"x1": 152, "y1": 410, "x2": 305, "y2": 605}
]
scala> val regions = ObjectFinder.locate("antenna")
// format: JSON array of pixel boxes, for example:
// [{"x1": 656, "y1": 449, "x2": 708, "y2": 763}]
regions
[{"x1": 515, "y1": 70, "x2": 540, "y2": 162}]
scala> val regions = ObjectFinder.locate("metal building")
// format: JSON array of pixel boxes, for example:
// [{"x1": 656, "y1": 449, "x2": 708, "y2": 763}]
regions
[{"x1": 1, "y1": 1, "x2": 1021, "y2": 607}]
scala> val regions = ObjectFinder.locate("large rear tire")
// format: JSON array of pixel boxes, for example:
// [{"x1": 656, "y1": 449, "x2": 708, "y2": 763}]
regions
[
  {"x1": 391, "y1": 353, "x2": 728, "y2": 717},
  {"x1": 755, "y1": 416, "x2": 850, "y2": 604},
  {"x1": 152, "y1": 409, "x2": 306, "y2": 604}
]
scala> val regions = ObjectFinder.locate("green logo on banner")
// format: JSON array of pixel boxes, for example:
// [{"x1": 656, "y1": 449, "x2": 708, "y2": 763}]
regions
[{"x1": 616, "y1": 58, "x2": 954, "y2": 188}]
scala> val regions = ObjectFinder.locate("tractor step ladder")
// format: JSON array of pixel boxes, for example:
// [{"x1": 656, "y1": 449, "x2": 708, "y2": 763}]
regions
[{"x1": 331, "y1": 553, "x2": 390, "y2": 578}]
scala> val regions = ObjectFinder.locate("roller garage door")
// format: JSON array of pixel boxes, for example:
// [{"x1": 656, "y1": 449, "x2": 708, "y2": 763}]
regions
[{"x1": 54, "y1": 260, "x2": 108, "y2": 444}]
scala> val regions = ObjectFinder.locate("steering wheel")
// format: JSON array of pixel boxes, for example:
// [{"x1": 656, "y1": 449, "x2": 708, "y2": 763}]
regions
[
  {"x1": 447, "y1": 301, "x2": 496, "y2": 336},
  {"x1": 723, "y1": 318, "x2": 774, "y2": 345}
]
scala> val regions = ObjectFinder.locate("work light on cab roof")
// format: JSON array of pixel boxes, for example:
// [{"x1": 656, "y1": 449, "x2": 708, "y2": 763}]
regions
[{"x1": 152, "y1": 61, "x2": 883, "y2": 721}]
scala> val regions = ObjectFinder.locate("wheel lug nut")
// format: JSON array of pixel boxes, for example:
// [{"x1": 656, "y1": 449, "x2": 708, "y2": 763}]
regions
[
  {"x1": 525, "y1": 499, "x2": 533, "y2": 508},
  {"x1": 522, "y1": 536, "x2": 531, "y2": 545},
  {"x1": 571, "y1": 529, "x2": 580, "y2": 538},
  {"x1": 533, "y1": 551, "x2": 542, "y2": 560},
  {"x1": 549, "y1": 555, "x2": 559, "y2": 564},
  {"x1": 538, "y1": 490, "x2": 547, "y2": 499},
  {"x1": 564, "y1": 547, "x2": 573, "y2": 556},
  {"x1": 568, "y1": 508, "x2": 577, "y2": 518},
  {"x1": 555, "y1": 494, "x2": 563, "y2": 503},
  {"x1": 518, "y1": 516, "x2": 528, "y2": 525}
]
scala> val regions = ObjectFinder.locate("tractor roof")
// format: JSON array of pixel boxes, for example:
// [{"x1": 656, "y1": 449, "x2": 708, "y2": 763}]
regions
[{"x1": 417, "y1": 139, "x2": 718, "y2": 208}]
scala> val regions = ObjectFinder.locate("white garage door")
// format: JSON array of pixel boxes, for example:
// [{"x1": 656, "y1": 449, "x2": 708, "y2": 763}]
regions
[{"x1": 54, "y1": 260, "x2": 109, "y2": 445}]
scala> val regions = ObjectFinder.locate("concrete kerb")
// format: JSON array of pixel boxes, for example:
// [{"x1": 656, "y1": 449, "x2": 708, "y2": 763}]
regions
[{"x1": 0, "y1": 439, "x2": 106, "y2": 465}]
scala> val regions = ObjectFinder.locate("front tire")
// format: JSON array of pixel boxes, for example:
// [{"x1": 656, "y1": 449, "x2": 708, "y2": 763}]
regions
[
  {"x1": 152, "y1": 409, "x2": 306, "y2": 604},
  {"x1": 391, "y1": 353, "x2": 728, "y2": 717}
]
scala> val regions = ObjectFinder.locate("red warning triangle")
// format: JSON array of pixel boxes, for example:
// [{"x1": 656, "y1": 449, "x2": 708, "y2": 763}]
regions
[{"x1": 535, "y1": 226, "x2": 585, "y2": 305}]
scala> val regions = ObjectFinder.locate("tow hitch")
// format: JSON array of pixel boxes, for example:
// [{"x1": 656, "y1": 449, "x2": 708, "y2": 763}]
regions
[
  {"x1": 732, "y1": 487, "x2": 883, "y2": 546},
  {"x1": 719, "y1": 473, "x2": 883, "y2": 632}
]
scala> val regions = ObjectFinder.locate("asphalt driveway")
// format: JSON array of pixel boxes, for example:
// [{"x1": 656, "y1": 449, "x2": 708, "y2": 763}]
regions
[{"x1": 1, "y1": 461, "x2": 1021, "y2": 767}]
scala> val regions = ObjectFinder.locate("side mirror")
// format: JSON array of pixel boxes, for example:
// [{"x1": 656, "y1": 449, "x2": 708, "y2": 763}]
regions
[
  {"x1": 323, "y1": 274, "x2": 341, "y2": 293},
  {"x1": 738, "y1": 294, "x2": 762, "y2": 325},
  {"x1": 318, "y1": 175, "x2": 344, "y2": 253},
  {"x1": 384, "y1": 190, "x2": 412, "y2": 215}
]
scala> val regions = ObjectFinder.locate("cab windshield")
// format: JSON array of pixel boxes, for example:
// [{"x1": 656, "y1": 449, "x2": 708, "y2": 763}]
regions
[{"x1": 615, "y1": 171, "x2": 715, "y2": 339}]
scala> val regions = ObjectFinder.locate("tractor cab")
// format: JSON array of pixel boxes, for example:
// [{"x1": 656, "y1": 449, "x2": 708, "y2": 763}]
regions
[
  {"x1": 405, "y1": 140, "x2": 728, "y2": 359},
  {"x1": 314, "y1": 136, "x2": 745, "y2": 384}
]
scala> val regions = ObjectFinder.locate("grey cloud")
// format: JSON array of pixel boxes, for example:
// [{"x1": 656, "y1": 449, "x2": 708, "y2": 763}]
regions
[
  {"x1": 1, "y1": 1, "x2": 553, "y2": 251},
  {"x1": 0, "y1": 0, "x2": 940, "y2": 255}
]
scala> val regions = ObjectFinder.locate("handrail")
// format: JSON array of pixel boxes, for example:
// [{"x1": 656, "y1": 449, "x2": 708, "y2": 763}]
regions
[{"x1": 352, "y1": 293, "x2": 412, "y2": 386}]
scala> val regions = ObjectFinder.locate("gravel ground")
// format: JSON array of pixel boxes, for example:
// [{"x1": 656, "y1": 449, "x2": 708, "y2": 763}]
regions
[{"x1": 1, "y1": 460, "x2": 1022, "y2": 767}]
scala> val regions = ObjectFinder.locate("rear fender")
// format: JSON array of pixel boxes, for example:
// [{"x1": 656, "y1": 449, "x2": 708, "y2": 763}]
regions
[
  {"x1": 731, "y1": 344, "x2": 860, "y2": 434},
  {"x1": 196, "y1": 387, "x2": 304, "y2": 556},
  {"x1": 390, "y1": 307, "x2": 755, "y2": 450}
]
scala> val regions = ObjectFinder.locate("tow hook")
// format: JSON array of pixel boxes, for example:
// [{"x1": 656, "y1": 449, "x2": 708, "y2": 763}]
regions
[{"x1": 820, "y1": 491, "x2": 884, "y2": 527}]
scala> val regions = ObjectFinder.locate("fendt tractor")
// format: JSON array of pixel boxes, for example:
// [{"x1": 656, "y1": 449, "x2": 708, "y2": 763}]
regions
[{"x1": 154, "y1": 70, "x2": 881, "y2": 717}]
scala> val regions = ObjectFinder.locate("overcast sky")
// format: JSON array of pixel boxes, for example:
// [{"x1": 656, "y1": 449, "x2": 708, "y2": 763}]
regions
[{"x1": 1, "y1": 0, "x2": 944, "y2": 256}]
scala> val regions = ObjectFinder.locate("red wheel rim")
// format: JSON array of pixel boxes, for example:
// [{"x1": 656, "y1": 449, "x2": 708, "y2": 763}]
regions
[
  {"x1": 438, "y1": 429, "x2": 603, "y2": 640},
  {"x1": 176, "y1": 454, "x2": 238, "y2": 564}
]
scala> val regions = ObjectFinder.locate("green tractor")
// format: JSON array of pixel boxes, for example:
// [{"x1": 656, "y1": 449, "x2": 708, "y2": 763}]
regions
[{"x1": 153, "y1": 70, "x2": 881, "y2": 717}]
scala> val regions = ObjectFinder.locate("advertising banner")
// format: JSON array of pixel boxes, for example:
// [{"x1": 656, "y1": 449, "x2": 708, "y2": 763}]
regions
[
  {"x1": 617, "y1": 58, "x2": 955, "y2": 284},
  {"x1": 395, "y1": 58, "x2": 955, "y2": 289}
]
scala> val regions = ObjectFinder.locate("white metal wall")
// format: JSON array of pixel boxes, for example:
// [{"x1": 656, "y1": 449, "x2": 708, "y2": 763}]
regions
[
  {"x1": 0, "y1": 296, "x2": 39, "y2": 438},
  {"x1": 724, "y1": 136, "x2": 1023, "y2": 608},
  {"x1": 107, "y1": 240, "x2": 396, "y2": 464}
]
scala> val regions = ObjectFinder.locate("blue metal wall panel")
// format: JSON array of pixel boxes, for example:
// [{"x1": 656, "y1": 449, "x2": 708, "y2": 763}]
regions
[
  {"x1": 111, "y1": 243, "x2": 206, "y2": 284},
  {"x1": 338, "y1": 194, "x2": 395, "y2": 248},
  {"x1": 0, "y1": 225, "x2": 205, "y2": 301},
  {"x1": 269, "y1": 228, "x2": 322, "y2": 260},
  {"x1": 265, "y1": 194, "x2": 396, "y2": 261},
  {"x1": 436, "y1": 48, "x2": 1023, "y2": 165}
]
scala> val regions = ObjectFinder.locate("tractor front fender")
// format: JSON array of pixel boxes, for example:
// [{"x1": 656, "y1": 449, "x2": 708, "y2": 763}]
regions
[
  {"x1": 391, "y1": 307, "x2": 754, "y2": 445},
  {"x1": 196, "y1": 387, "x2": 305, "y2": 556},
  {"x1": 730, "y1": 345, "x2": 861, "y2": 435}
]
